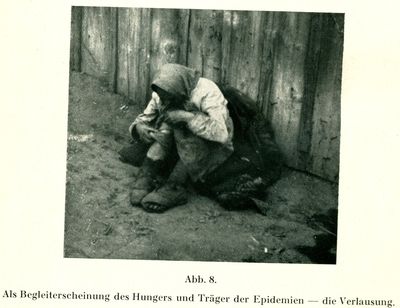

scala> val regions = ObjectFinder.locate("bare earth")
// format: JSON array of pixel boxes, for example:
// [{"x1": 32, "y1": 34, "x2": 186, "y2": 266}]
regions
[{"x1": 64, "y1": 72, "x2": 338, "y2": 264}]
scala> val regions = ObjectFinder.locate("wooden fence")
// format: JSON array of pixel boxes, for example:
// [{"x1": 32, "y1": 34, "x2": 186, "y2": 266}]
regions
[{"x1": 69, "y1": 6, "x2": 344, "y2": 182}]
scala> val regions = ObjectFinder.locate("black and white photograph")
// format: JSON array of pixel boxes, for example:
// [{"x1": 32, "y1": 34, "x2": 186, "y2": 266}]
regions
[
  {"x1": 64, "y1": 6, "x2": 343, "y2": 263},
  {"x1": 1, "y1": 0, "x2": 399, "y2": 307}
]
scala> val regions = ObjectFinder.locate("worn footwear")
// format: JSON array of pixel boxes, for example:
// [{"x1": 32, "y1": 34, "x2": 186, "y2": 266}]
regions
[
  {"x1": 130, "y1": 158, "x2": 163, "y2": 206},
  {"x1": 130, "y1": 174, "x2": 156, "y2": 207},
  {"x1": 216, "y1": 192, "x2": 269, "y2": 216},
  {"x1": 141, "y1": 182, "x2": 188, "y2": 213}
]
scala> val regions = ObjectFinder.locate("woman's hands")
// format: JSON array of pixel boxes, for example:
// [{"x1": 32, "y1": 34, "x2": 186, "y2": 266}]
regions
[
  {"x1": 136, "y1": 123, "x2": 158, "y2": 143},
  {"x1": 136, "y1": 111, "x2": 194, "y2": 143},
  {"x1": 164, "y1": 110, "x2": 195, "y2": 125}
]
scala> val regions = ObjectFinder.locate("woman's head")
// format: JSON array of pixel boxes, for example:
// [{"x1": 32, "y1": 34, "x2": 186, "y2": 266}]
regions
[
  {"x1": 151, "y1": 64, "x2": 200, "y2": 108},
  {"x1": 152, "y1": 85, "x2": 184, "y2": 110}
]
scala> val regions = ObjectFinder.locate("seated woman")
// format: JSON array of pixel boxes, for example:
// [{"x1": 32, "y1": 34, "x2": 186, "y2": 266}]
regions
[{"x1": 119, "y1": 63, "x2": 284, "y2": 214}]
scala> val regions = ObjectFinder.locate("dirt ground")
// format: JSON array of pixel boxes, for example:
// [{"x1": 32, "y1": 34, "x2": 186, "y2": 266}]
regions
[{"x1": 64, "y1": 72, "x2": 339, "y2": 264}]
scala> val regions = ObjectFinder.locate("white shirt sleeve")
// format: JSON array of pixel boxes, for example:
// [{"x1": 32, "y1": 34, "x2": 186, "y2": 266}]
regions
[
  {"x1": 128, "y1": 92, "x2": 160, "y2": 136},
  {"x1": 187, "y1": 78, "x2": 233, "y2": 145}
]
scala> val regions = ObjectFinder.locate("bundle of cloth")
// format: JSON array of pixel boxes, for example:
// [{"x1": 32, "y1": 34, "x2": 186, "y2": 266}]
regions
[{"x1": 118, "y1": 63, "x2": 284, "y2": 214}]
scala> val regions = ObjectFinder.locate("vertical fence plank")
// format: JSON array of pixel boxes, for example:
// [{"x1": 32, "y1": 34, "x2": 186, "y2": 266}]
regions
[
  {"x1": 178, "y1": 10, "x2": 191, "y2": 67},
  {"x1": 116, "y1": 8, "x2": 130, "y2": 98},
  {"x1": 296, "y1": 14, "x2": 324, "y2": 170},
  {"x1": 110, "y1": 9, "x2": 118, "y2": 92},
  {"x1": 149, "y1": 9, "x2": 189, "y2": 82},
  {"x1": 117, "y1": 8, "x2": 152, "y2": 107},
  {"x1": 138, "y1": 9, "x2": 153, "y2": 106},
  {"x1": 221, "y1": 11, "x2": 232, "y2": 85},
  {"x1": 308, "y1": 14, "x2": 344, "y2": 181},
  {"x1": 221, "y1": 11, "x2": 266, "y2": 101},
  {"x1": 187, "y1": 10, "x2": 223, "y2": 83},
  {"x1": 81, "y1": 7, "x2": 117, "y2": 89},
  {"x1": 267, "y1": 12, "x2": 311, "y2": 166},
  {"x1": 69, "y1": 7, "x2": 82, "y2": 71},
  {"x1": 257, "y1": 12, "x2": 278, "y2": 117}
]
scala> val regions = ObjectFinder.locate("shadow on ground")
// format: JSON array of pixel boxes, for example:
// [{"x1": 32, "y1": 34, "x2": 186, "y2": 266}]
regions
[{"x1": 64, "y1": 72, "x2": 339, "y2": 264}]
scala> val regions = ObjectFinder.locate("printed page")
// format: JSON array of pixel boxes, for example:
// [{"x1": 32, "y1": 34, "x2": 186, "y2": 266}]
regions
[{"x1": 0, "y1": 0, "x2": 399, "y2": 307}]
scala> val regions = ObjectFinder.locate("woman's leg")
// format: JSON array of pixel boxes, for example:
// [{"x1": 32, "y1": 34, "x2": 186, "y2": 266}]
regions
[
  {"x1": 141, "y1": 126, "x2": 232, "y2": 213},
  {"x1": 118, "y1": 139, "x2": 150, "y2": 167},
  {"x1": 141, "y1": 160, "x2": 189, "y2": 213},
  {"x1": 129, "y1": 123, "x2": 177, "y2": 206}
]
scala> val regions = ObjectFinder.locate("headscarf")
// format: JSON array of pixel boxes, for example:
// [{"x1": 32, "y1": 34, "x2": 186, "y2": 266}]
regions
[{"x1": 151, "y1": 64, "x2": 200, "y2": 100}]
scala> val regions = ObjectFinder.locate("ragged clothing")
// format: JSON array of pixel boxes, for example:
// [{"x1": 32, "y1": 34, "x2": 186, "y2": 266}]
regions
[
  {"x1": 195, "y1": 87, "x2": 285, "y2": 215},
  {"x1": 128, "y1": 64, "x2": 234, "y2": 181},
  {"x1": 123, "y1": 63, "x2": 284, "y2": 214},
  {"x1": 129, "y1": 66, "x2": 234, "y2": 151}
]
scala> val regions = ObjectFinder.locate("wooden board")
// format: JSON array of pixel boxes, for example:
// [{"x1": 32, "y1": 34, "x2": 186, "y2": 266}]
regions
[
  {"x1": 187, "y1": 9, "x2": 223, "y2": 83},
  {"x1": 69, "y1": 7, "x2": 82, "y2": 71},
  {"x1": 81, "y1": 7, "x2": 117, "y2": 90},
  {"x1": 296, "y1": 14, "x2": 324, "y2": 171},
  {"x1": 267, "y1": 12, "x2": 312, "y2": 166},
  {"x1": 221, "y1": 11, "x2": 266, "y2": 101},
  {"x1": 308, "y1": 14, "x2": 344, "y2": 182},
  {"x1": 257, "y1": 12, "x2": 279, "y2": 118},
  {"x1": 149, "y1": 9, "x2": 189, "y2": 82},
  {"x1": 116, "y1": 8, "x2": 152, "y2": 107}
]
